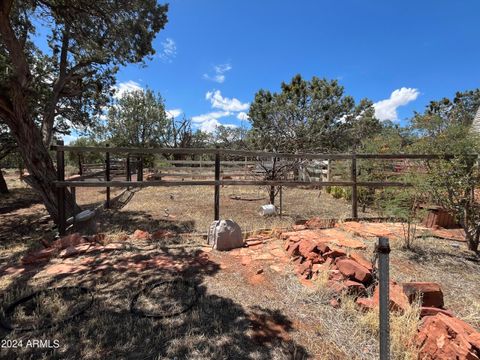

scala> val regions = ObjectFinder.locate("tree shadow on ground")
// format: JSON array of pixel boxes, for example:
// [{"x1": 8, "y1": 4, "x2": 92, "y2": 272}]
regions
[
  {"x1": 0, "y1": 246, "x2": 309, "y2": 359},
  {"x1": 96, "y1": 209, "x2": 196, "y2": 236},
  {"x1": 0, "y1": 188, "x2": 42, "y2": 215},
  {"x1": 405, "y1": 244, "x2": 480, "y2": 265}
]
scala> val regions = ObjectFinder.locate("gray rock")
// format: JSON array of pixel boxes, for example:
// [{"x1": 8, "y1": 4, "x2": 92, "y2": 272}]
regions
[{"x1": 208, "y1": 220, "x2": 244, "y2": 251}]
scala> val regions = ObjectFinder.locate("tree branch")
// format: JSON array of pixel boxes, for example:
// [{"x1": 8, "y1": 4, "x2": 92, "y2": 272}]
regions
[{"x1": 0, "y1": 1, "x2": 31, "y2": 88}]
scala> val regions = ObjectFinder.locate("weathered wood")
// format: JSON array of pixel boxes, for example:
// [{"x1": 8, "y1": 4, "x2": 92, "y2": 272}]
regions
[
  {"x1": 126, "y1": 154, "x2": 132, "y2": 181},
  {"x1": 161, "y1": 160, "x2": 256, "y2": 166},
  {"x1": 214, "y1": 147, "x2": 220, "y2": 220},
  {"x1": 137, "y1": 156, "x2": 143, "y2": 181},
  {"x1": 55, "y1": 180, "x2": 411, "y2": 188},
  {"x1": 143, "y1": 172, "x2": 249, "y2": 178},
  {"x1": 351, "y1": 154, "x2": 358, "y2": 219},
  {"x1": 51, "y1": 145, "x2": 475, "y2": 161},
  {"x1": 56, "y1": 140, "x2": 66, "y2": 236}
]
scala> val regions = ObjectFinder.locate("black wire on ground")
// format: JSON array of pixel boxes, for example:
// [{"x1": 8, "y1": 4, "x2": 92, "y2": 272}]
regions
[
  {"x1": 0, "y1": 286, "x2": 94, "y2": 332},
  {"x1": 130, "y1": 278, "x2": 199, "y2": 319}
]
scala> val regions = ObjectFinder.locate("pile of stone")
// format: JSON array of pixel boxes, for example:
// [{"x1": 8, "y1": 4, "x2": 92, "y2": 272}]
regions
[
  {"x1": 281, "y1": 219, "x2": 480, "y2": 359},
  {"x1": 283, "y1": 230, "x2": 374, "y2": 296}
]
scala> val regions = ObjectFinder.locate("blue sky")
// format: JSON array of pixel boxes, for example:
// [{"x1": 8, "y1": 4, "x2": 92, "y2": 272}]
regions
[{"x1": 72, "y1": 1, "x2": 480, "y2": 138}]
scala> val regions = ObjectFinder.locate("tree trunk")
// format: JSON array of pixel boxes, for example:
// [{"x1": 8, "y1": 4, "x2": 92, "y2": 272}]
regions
[
  {"x1": 5, "y1": 104, "x2": 79, "y2": 223},
  {"x1": 0, "y1": 167, "x2": 8, "y2": 194},
  {"x1": 269, "y1": 186, "x2": 275, "y2": 205},
  {"x1": 466, "y1": 231, "x2": 479, "y2": 253}
]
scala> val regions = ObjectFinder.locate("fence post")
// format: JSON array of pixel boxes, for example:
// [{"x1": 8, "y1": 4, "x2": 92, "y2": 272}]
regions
[
  {"x1": 70, "y1": 186, "x2": 76, "y2": 227},
  {"x1": 214, "y1": 146, "x2": 221, "y2": 221},
  {"x1": 105, "y1": 144, "x2": 110, "y2": 208},
  {"x1": 351, "y1": 153, "x2": 358, "y2": 219},
  {"x1": 56, "y1": 139, "x2": 66, "y2": 236},
  {"x1": 78, "y1": 154, "x2": 83, "y2": 176},
  {"x1": 279, "y1": 185, "x2": 283, "y2": 216},
  {"x1": 137, "y1": 155, "x2": 143, "y2": 182},
  {"x1": 378, "y1": 236, "x2": 391, "y2": 360},
  {"x1": 327, "y1": 159, "x2": 332, "y2": 182}
]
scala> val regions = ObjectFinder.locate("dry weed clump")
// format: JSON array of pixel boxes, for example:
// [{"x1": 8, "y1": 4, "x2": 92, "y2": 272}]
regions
[{"x1": 339, "y1": 294, "x2": 421, "y2": 360}]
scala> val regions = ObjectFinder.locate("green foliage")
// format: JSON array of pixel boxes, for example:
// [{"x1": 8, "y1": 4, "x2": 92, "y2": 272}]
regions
[
  {"x1": 409, "y1": 90, "x2": 480, "y2": 252},
  {"x1": 99, "y1": 89, "x2": 168, "y2": 147},
  {"x1": 248, "y1": 74, "x2": 381, "y2": 153},
  {"x1": 65, "y1": 137, "x2": 104, "y2": 168},
  {"x1": 376, "y1": 187, "x2": 424, "y2": 249},
  {"x1": 328, "y1": 186, "x2": 344, "y2": 199},
  {"x1": 0, "y1": 0, "x2": 169, "y2": 145}
]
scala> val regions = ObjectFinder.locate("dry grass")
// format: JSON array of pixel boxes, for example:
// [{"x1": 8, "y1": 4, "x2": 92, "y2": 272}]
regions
[
  {"x1": 388, "y1": 236, "x2": 480, "y2": 330},
  {"x1": 2, "y1": 171, "x2": 480, "y2": 359},
  {"x1": 339, "y1": 295, "x2": 421, "y2": 360},
  {"x1": 103, "y1": 184, "x2": 374, "y2": 235}
]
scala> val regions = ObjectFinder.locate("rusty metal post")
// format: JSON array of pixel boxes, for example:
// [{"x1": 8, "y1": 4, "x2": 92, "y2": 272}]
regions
[
  {"x1": 378, "y1": 237, "x2": 391, "y2": 360},
  {"x1": 351, "y1": 153, "x2": 358, "y2": 219}
]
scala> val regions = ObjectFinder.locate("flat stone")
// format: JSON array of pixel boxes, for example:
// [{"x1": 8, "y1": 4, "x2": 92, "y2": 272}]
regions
[
  {"x1": 416, "y1": 313, "x2": 480, "y2": 360},
  {"x1": 402, "y1": 282, "x2": 444, "y2": 308},
  {"x1": 349, "y1": 252, "x2": 373, "y2": 271},
  {"x1": 420, "y1": 307, "x2": 454, "y2": 318},
  {"x1": 336, "y1": 258, "x2": 372, "y2": 284},
  {"x1": 323, "y1": 247, "x2": 347, "y2": 259}
]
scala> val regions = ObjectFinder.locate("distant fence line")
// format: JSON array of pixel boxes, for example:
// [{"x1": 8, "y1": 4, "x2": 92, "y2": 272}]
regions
[{"x1": 52, "y1": 141, "x2": 477, "y2": 236}]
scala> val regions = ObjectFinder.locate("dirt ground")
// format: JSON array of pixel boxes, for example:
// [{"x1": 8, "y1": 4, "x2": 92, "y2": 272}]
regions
[{"x1": 1, "y1": 173, "x2": 479, "y2": 360}]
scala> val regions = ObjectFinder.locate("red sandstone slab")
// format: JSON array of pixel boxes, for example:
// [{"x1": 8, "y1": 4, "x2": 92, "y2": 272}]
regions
[
  {"x1": 340, "y1": 222, "x2": 396, "y2": 238},
  {"x1": 281, "y1": 229, "x2": 366, "y2": 250}
]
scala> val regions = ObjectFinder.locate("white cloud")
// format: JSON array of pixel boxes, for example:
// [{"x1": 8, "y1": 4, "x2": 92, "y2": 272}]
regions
[
  {"x1": 159, "y1": 38, "x2": 177, "y2": 62},
  {"x1": 236, "y1": 112, "x2": 249, "y2": 121},
  {"x1": 191, "y1": 111, "x2": 239, "y2": 133},
  {"x1": 203, "y1": 63, "x2": 232, "y2": 83},
  {"x1": 373, "y1": 87, "x2": 420, "y2": 121},
  {"x1": 205, "y1": 90, "x2": 249, "y2": 112},
  {"x1": 191, "y1": 111, "x2": 231, "y2": 123},
  {"x1": 198, "y1": 119, "x2": 237, "y2": 133},
  {"x1": 166, "y1": 109, "x2": 182, "y2": 119},
  {"x1": 113, "y1": 80, "x2": 143, "y2": 99}
]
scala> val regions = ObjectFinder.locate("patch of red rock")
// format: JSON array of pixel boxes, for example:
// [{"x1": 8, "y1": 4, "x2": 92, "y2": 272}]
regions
[
  {"x1": 281, "y1": 226, "x2": 373, "y2": 296},
  {"x1": 281, "y1": 218, "x2": 480, "y2": 360},
  {"x1": 416, "y1": 313, "x2": 480, "y2": 359}
]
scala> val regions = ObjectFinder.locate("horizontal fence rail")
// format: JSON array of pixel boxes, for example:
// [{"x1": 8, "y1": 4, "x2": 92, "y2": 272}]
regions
[
  {"x1": 54, "y1": 180, "x2": 411, "y2": 188},
  {"x1": 53, "y1": 142, "x2": 478, "y2": 236},
  {"x1": 51, "y1": 145, "x2": 474, "y2": 160}
]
